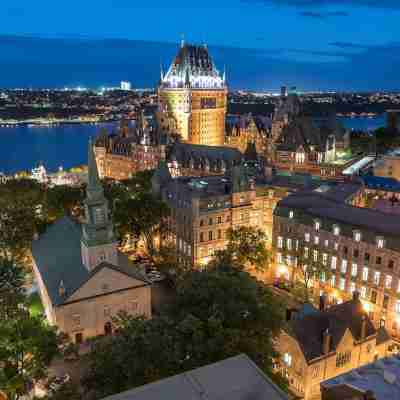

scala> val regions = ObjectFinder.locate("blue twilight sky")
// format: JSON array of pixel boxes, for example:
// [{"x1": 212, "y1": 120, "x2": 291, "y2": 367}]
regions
[{"x1": 1, "y1": 0, "x2": 400, "y2": 91}]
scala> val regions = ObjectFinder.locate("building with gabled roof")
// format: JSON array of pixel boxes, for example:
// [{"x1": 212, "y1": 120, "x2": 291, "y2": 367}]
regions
[
  {"x1": 32, "y1": 141, "x2": 151, "y2": 343},
  {"x1": 275, "y1": 294, "x2": 393, "y2": 400}
]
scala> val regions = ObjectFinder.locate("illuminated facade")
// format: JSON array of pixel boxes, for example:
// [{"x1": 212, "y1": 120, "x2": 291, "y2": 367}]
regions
[{"x1": 158, "y1": 41, "x2": 227, "y2": 146}]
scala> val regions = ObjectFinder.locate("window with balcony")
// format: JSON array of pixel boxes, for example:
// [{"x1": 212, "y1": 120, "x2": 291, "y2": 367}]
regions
[
  {"x1": 351, "y1": 263, "x2": 358, "y2": 277},
  {"x1": 313, "y1": 250, "x2": 318, "y2": 262},
  {"x1": 362, "y1": 267, "x2": 369, "y2": 282},
  {"x1": 385, "y1": 275, "x2": 393, "y2": 289},
  {"x1": 333, "y1": 225, "x2": 340, "y2": 236},
  {"x1": 373, "y1": 271, "x2": 381, "y2": 285},
  {"x1": 341, "y1": 260, "x2": 348, "y2": 274},
  {"x1": 287, "y1": 238, "x2": 292, "y2": 250},
  {"x1": 323, "y1": 253, "x2": 328, "y2": 266},
  {"x1": 361, "y1": 286, "x2": 367, "y2": 299},
  {"x1": 331, "y1": 256, "x2": 337, "y2": 270},
  {"x1": 354, "y1": 231, "x2": 362, "y2": 242},
  {"x1": 277, "y1": 236, "x2": 283, "y2": 249}
]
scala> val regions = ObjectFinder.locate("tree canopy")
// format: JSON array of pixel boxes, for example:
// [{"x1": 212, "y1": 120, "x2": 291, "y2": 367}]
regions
[{"x1": 82, "y1": 263, "x2": 285, "y2": 398}]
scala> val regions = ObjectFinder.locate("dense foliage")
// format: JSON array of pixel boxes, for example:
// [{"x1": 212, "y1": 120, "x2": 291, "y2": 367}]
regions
[{"x1": 82, "y1": 261, "x2": 285, "y2": 398}]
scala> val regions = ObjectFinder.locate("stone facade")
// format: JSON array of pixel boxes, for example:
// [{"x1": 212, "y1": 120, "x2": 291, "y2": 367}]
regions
[
  {"x1": 272, "y1": 183, "x2": 400, "y2": 339},
  {"x1": 275, "y1": 297, "x2": 393, "y2": 400}
]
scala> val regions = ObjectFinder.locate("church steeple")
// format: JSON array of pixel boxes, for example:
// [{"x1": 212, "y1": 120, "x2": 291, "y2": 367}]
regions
[{"x1": 81, "y1": 139, "x2": 118, "y2": 271}]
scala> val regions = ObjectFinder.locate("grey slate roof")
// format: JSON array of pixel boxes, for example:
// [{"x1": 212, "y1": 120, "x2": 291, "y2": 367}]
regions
[
  {"x1": 288, "y1": 299, "x2": 376, "y2": 362},
  {"x1": 31, "y1": 217, "x2": 150, "y2": 307},
  {"x1": 101, "y1": 354, "x2": 288, "y2": 400}
]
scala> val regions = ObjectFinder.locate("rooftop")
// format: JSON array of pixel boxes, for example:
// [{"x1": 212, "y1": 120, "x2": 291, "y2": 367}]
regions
[
  {"x1": 101, "y1": 354, "x2": 288, "y2": 400},
  {"x1": 321, "y1": 355, "x2": 400, "y2": 400}
]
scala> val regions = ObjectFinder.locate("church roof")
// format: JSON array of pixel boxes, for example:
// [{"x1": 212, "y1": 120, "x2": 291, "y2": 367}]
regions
[
  {"x1": 161, "y1": 43, "x2": 225, "y2": 89},
  {"x1": 32, "y1": 217, "x2": 150, "y2": 307}
]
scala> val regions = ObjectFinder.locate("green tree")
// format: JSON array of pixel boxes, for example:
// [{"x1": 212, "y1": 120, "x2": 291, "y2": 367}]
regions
[
  {"x1": 292, "y1": 252, "x2": 332, "y2": 302},
  {"x1": 113, "y1": 192, "x2": 169, "y2": 257},
  {"x1": 0, "y1": 312, "x2": 60, "y2": 400},
  {"x1": 0, "y1": 257, "x2": 26, "y2": 319},
  {"x1": 45, "y1": 185, "x2": 84, "y2": 220},
  {"x1": 83, "y1": 263, "x2": 285, "y2": 398},
  {"x1": 225, "y1": 226, "x2": 270, "y2": 272}
]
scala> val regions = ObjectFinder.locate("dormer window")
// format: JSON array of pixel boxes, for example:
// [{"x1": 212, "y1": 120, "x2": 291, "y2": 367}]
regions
[
  {"x1": 314, "y1": 220, "x2": 321, "y2": 231},
  {"x1": 353, "y1": 231, "x2": 362, "y2": 242},
  {"x1": 333, "y1": 225, "x2": 340, "y2": 236},
  {"x1": 377, "y1": 237, "x2": 385, "y2": 249},
  {"x1": 289, "y1": 210, "x2": 294, "y2": 219}
]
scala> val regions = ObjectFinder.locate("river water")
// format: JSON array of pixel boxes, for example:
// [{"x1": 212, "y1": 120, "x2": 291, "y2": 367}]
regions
[{"x1": 0, "y1": 116, "x2": 385, "y2": 175}]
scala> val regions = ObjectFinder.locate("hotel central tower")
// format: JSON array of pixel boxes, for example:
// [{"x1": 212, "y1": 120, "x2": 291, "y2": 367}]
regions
[{"x1": 158, "y1": 41, "x2": 227, "y2": 146}]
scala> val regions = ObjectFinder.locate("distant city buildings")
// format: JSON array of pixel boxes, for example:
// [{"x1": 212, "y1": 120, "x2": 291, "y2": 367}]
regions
[
  {"x1": 375, "y1": 148, "x2": 400, "y2": 180},
  {"x1": 120, "y1": 81, "x2": 132, "y2": 91}
]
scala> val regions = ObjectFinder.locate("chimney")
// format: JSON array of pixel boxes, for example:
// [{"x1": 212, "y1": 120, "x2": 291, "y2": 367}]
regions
[
  {"x1": 363, "y1": 390, "x2": 376, "y2": 400},
  {"x1": 319, "y1": 294, "x2": 326, "y2": 312},
  {"x1": 353, "y1": 290, "x2": 360, "y2": 301},
  {"x1": 58, "y1": 280, "x2": 66, "y2": 298},
  {"x1": 322, "y1": 328, "x2": 331, "y2": 355},
  {"x1": 361, "y1": 315, "x2": 367, "y2": 341}
]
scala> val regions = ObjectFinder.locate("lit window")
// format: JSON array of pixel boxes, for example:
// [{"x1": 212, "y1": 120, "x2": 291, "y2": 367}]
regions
[
  {"x1": 283, "y1": 352, "x2": 292, "y2": 367},
  {"x1": 287, "y1": 238, "x2": 292, "y2": 250},
  {"x1": 354, "y1": 231, "x2": 362, "y2": 242},
  {"x1": 331, "y1": 275, "x2": 336, "y2": 287},
  {"x1": 339, "y1": 278, "x2": 345, "y2": 291},
  {"x1": 333, "y1": 225, "x2": 340, "y2": 236},
  {"x1": 315, "y1": 221, "x2": 320, "y2": 231},
  {"x1": 351, "y1": 263, "x2": 358, "y2": 277},
  {"x1": 277, "y1": 236, "x2": 283, "y2": 249},
  {"x1": 277, "y1": 252, "x2": 283, "y2": 264},
  {"x1": 321, "y1": 271, "x2": 326, "y2": 283},
  {"x1": 361, "y1": 286, "x2": 367, "y2": 298},
  {"x1": 324, "y1": 239, "x2": 329, "y2": 248},
  {"x1": 331, "y1": 256, "x2": 337, "y2": 270},
  {"x1": 396, "y1": 301, "x2": 400, "y2": 314},
  {"x1": 341, "y1": 260, "x2": 348, "y2": 274},
  {"x1": 305, "y1": 233, "x2": 310, "y2": 242},
  {"x1": 304, "y1": 247, "x2": 309, "y2": 258},
  {"x1": 313, "y1": 250, "x2": 318, "y2": 262},
  {"x1": 377, "y1": 237, "x2": 385, "y2": 249},
  {"x1": 334, "y1": 242, "x2": 339, "y2": 251},
  {"x1": 289, "y1": 210, "x2": 294, "y2": 219},
  {"x1": 314, "y1": 236, "x2": 319, "y2": 245},
  {"x1": 323, "y1": 253, "x2": 328, "y2": 266},
  {"x1": 373, "y1": 271, "x2": 381, "y2": 285},
  {"x1": 385, "y1": 275, "x2": 393, "y2": 289},
  {"x1": 397, "y1": 280, "x2": 400, "y2": 293},
  {"x1": 362, "y1": 267, "x2": 369, "y2": 282},
  {"x1": 349, "y1": 282, "x2": 356, "y2": 294}
]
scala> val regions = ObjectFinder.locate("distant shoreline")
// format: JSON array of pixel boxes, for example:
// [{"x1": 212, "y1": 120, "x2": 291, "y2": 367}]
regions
[{"x1": 0, "y1": 119, "x2": 118, "y2": 128}]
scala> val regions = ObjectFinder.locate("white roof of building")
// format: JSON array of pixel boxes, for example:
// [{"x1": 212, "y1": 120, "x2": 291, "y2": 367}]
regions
[{"x1": 102, "y1": 354, "x2": 288, "y2": 400}]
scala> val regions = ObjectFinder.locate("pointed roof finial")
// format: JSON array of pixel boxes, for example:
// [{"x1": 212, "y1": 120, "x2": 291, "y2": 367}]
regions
[
  {"x1": 223, "y1": 64, "x2": 226, "y2": 83},
  {"x1": 160, "y1": 59, "x2": 164, "y2": 82},
  {"x1": 87, "y1": 137, "x2": 102, "y2": 190},
  {"x1": 184, "y1": 66, "x2": 191, "y2": 88},
  {"x1": 180, "y1": 33, "x2": 185, "y2": 48}
]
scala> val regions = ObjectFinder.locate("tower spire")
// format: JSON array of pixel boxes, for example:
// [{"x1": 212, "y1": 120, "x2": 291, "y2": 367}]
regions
[
  {"x1": 180, "y1": 33, "x2": 185, "y2": 48},
  {"x1": 223, "y1": 65, "x2": 226, "y2": 84},
  {"x1": 160, "y1": 59, "x2": 164, "y2": 82},
  {"x1": 87, "y1": 138, "x2": 103, "y2": 196}
]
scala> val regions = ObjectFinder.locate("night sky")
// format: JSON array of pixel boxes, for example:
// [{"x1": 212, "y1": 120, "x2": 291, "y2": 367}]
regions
[{"x1": 1, "y1": 1, "x2": 400, "y2": 91}]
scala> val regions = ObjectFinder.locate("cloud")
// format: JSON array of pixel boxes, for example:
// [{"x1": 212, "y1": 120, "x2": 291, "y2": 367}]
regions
[
  {"x1": 299, "y1": 10, "x2": 349, "y2": 19},
  {"x1": 242, "y1": 0, "x2": 400, "y2": 10}
]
